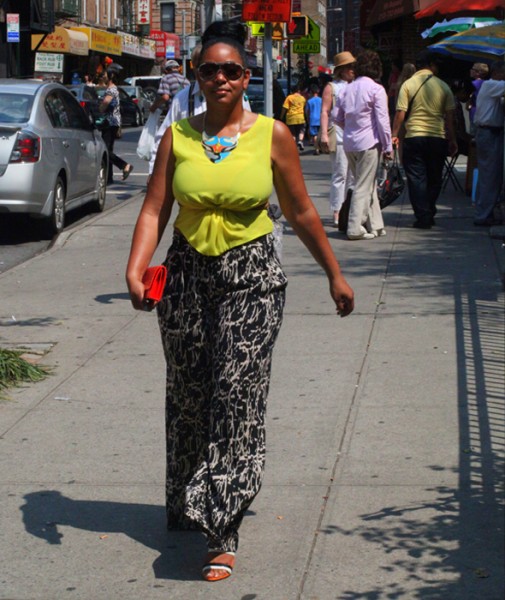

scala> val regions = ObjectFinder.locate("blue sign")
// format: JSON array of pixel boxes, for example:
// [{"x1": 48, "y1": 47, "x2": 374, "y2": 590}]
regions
[{"x1": 7, "y1": 13, "x2": 20, "y2": 43}]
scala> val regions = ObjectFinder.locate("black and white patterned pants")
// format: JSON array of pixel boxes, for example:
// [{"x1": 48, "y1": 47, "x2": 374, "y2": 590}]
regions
[{"x1": 156, "y1": 232, "x2": 287, "y2": 552}]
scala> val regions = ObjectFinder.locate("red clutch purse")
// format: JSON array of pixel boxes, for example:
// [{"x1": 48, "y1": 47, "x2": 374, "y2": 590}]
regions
[{"x1": 142, "y1": 265, "x2": 167, "y2": 303}]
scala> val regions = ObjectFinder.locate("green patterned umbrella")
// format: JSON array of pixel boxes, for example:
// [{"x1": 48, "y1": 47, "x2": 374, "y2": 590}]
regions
[
  {"x1": 428, "y1": 23, "x2": 505, "y2": 61},
  {"x1": 421, "y1": 18, "x2": 501, "y2": 39}
]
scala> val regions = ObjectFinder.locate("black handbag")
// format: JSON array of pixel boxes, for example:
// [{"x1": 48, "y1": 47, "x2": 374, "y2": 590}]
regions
[{"x1": 378, "y1": 148, "x2": 405, "y2": 209}]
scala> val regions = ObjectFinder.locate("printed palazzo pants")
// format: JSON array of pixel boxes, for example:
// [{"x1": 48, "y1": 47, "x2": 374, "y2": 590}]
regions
[{"x1": 156, "y1": 232, "x2": 287, "y2": 552}]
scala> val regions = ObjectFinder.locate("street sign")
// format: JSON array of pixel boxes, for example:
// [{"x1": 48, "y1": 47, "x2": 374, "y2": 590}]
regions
[
  {"x1": 306, "y1": 16, "x2": 320, "y2": 42},
  {"x1": 250, "y1": 22, "x2": 284, "y2": 40},
  {"x1": 286, "y1": 16, "x2": 308, "y2": 38},
  {"x1": 293, "y1": 40, "x2": 320, "y2": 54},
  {"x1": 242, "y1": 0, "x2": 292, "y2": 23},
  {"x1": 292, "y1": 15, "x2": 321, "y2": 53},
  {"x1": 6, "y1": 13, "x2": 20, "y2": 43}
]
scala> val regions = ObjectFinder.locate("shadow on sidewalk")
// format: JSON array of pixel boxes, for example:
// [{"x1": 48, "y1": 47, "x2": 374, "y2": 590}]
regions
[
  {"x1": 319, "y1": 217, "x2": 504, "y2": 596},
  {"x1": 20, "y1": 490, "x2": 207, "y2": 581}
]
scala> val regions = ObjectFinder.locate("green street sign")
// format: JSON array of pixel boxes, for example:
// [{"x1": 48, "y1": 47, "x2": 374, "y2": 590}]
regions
[
  {"x1": 306, "y1": 17, "x2": 320, "y2": 42},
  {"x1": 293, "y1": 40, "x2": 320, "y2": 54}
]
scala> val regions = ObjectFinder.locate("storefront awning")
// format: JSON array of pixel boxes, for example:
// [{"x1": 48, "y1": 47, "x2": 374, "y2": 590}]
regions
[
  {"x1": 31, "y1": 27, "x2": 89, "y2": 56},
  {"x1": 415, "y1": 0, "x2": 505, "y2": 19},
  {"x1": 71, "y1": 27, "x2": 122, "y2": 56},
  {"x1": 366, "y1": 0, "x2": 419, "y2": 27}
]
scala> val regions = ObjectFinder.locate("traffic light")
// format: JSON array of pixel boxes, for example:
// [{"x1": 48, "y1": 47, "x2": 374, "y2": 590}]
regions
[{"x1": 286, "y1": 16, "x2": 308, "y2": 38}]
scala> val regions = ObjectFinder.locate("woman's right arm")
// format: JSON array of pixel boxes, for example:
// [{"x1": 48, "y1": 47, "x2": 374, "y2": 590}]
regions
[
  {"x1": 125, "y1": 126, "x2": 176, "y2": 310},
  {"x1": 319, "y1": 83, "x2": 333, "y2": 150}
]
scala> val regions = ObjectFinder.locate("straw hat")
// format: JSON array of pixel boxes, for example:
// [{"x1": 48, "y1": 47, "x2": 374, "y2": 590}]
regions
[{"x1": 333, "y1": 51, "x2": 356, "y2": 69}]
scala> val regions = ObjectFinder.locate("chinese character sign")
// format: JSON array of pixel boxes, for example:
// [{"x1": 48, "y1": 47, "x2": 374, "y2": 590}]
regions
[{"x1": 138, "y1": 0, "x2": 150, "y2": 25}]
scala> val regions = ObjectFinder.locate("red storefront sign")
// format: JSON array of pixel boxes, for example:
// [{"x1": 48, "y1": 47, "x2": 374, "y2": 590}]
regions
[
  {"x1": 150, "y1": 30, "x2": 167, "y2": 57},
  {"x1": 242, "y1": 0, "x2": 293, "y2": 23},
  {"x1": 149, "y1": 30, "x2": 181, "y2": 59}
]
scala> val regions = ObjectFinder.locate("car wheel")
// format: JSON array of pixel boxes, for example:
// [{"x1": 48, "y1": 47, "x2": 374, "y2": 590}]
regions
[
  {"x1": 90, "y1": 158, "x2": 107, "y2": 213},
  {"x1": 143, "y1": 87, "x2": 157, "y2": 103},
  {"x1": 134, "y1": 109, "x2": 142, "y2": 127},
  {"x1": 44, "y1": 176, "x2": 66, "y2": 237}
]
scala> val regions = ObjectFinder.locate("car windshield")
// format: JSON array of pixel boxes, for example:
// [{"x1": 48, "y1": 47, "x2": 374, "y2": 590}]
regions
[{"x1": 0, "y1": 93, "x2": 34, "y2": 123}]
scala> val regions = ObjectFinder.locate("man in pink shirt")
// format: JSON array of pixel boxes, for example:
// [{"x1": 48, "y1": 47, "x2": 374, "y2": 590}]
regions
[{"x1": 335, "y1": 50, "x2": 393, "y2": 240}]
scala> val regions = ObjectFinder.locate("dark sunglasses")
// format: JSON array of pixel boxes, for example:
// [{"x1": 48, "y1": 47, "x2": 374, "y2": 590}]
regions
[{"x1": 198, "y1": 61, "x2": 246, "y2": 81}]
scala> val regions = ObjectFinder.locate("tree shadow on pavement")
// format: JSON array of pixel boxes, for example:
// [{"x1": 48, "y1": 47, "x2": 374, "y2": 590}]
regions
[
  {"x1": 20, "y1": 490, "x2": 206, "y2": 582},
  {"x1": 313, "y1": 196, "x2": 504, "y2": 597}
]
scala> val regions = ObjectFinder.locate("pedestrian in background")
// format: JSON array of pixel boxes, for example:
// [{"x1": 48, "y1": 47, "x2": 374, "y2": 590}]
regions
[
  {"x1": 126, "y1": 19, "x2": 354, "y2": 584},
  {"x1": 335, "y1": 50, "x2": 392, "y2": 240},
  {"x1": 392, "y1": 50, "x2": 457, "y2": 229},
  {"x1": 467, "y1": 62, "x2": 490, "y2": 134},
  {"x1": 393, "y1": 62, "x2": 416, "y2": 162},
  {"x1": 320, "y1": 52, "x2": 356, "y2": 227},
  {"x1": 149, "y1": 59, "x2": 189, "y2": 114},
  {"x1": 98, "y1": 63, "x2": 133, "y2": 184},
  {"x1": 306, "y1": 84, "x2": 322, "y2": 154},
  {"x1": 281, "y1": 81, "x2": 306, "y2": 151},
  {"x1": 472, "y1": 61, "x2": 505, "y2": 226}
]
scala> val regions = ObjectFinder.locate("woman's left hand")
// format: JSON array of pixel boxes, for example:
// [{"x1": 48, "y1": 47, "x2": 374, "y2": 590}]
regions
[
  {"x1": 126, "y1": 275, "x2": 148, "y2": 311},
  {"x1": 330, "y1": 276, "x2": 354, "y2": 317}
]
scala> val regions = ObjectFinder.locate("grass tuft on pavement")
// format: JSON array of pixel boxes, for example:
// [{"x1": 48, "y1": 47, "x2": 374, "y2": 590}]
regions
[{"x1": 0, "y1": 348, "x2": 51, "y2": 400}]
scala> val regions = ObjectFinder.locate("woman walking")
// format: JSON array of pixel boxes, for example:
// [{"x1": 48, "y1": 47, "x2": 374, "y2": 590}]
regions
[
  {"x1": 319, "y1": 52, "x2": 356, "y2": 227},
  {"x1": 98, "y1": 63, "x2": 133, "y2": 184},
  {"x1": 334, "y1": 50, "x2": 393, "y2": 240},
  {"x1": 126, "y1": 21, "x2": 354, "y2": 582}
]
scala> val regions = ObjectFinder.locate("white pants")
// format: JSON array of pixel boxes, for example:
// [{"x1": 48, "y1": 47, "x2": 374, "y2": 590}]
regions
[
  {"x1": 329, "y1": 143, "x2": 354, "y2": 213},
  {"x1": 346, "y1": 147, "x2": 384, "y2": 237}
]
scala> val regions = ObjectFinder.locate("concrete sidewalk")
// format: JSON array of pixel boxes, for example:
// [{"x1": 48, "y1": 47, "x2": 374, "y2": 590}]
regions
[{"x1": 0, "y1": 155, "x2": 503, "y2": 600}]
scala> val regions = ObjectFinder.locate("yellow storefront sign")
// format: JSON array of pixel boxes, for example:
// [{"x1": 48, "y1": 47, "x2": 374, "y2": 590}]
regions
[
  {"x1": 71, "y1": 27, "x2": 122, "y2": 56},
  {"x1": 31, "y1": 26, "x2": 89, "y2": 56}
]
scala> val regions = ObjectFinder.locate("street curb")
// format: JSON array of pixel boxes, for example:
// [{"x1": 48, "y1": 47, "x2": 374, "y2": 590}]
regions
[{"x1": 0, "y1": 190, "x2": 144, "y2": 281}]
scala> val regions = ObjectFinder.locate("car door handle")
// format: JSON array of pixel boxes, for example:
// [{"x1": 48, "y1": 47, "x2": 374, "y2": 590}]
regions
[{"x1": 62, "y1": 141, "x2": 70, "y2": 148}]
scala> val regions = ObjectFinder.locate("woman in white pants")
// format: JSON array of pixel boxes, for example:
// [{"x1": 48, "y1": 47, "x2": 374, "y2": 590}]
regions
[
  {"x1": 319, "y1": 52, "x2": 356, "y2": 226},
  {"x1": 334, "y1": 50, "x2": 393, "y2": 240}
]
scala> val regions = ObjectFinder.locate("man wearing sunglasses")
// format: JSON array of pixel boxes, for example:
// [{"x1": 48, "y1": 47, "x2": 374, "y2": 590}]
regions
[{"x1": 148, "y1": 47, "x2": 251, "y2": 179}]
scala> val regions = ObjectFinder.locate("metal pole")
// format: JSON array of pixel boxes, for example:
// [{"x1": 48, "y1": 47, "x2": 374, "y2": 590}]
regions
[
  {"x1": 182, "y1": 10, "x2": 187, "y2": 78},
  {"x1": 263, "y1": 23, "x2": 273, "y2": 118},
  {"x1": 287, "y1": 40, "x2": 291, "y2": 93}
]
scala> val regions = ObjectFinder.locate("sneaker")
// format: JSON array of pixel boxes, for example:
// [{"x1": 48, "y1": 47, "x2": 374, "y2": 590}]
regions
[
  {"x1": 372, "y1": 228, "x2": 387, "y2": 237},
  {"x1": 347, "y1": 232, "x2": 375, "y2": 240},
  {"x1": 297, "y1": 141, "x2": 304, "y2": 151}
]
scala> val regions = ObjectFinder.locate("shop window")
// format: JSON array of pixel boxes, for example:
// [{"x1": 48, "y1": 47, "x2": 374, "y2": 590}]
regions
[{"x1": 160, "y1": 3, "x2": 175, "y2": 33}]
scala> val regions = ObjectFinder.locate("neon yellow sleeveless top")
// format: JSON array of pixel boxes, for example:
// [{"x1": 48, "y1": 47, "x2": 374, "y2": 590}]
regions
[{"x1": 172, "y1": 114, "x2": 274, "y2": 256}]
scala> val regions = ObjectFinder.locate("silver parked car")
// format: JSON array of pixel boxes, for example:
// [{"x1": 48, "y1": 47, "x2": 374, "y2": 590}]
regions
[
  {"x1": 120, "y1": 85, "x2": 151, "y2": 125},
  {"x1": 0, "y1": 79, "x2": 108, "y2": 236}
]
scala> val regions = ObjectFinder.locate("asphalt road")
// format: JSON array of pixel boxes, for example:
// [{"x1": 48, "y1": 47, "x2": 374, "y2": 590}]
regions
[{"x1": 0, "y1": 125, "x2": 147, "y2": 275}]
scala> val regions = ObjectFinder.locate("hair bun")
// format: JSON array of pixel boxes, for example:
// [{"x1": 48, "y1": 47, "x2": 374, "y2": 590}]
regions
[{"x1": 202, "y1": 20, "x2": 246, "y2": 46}]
